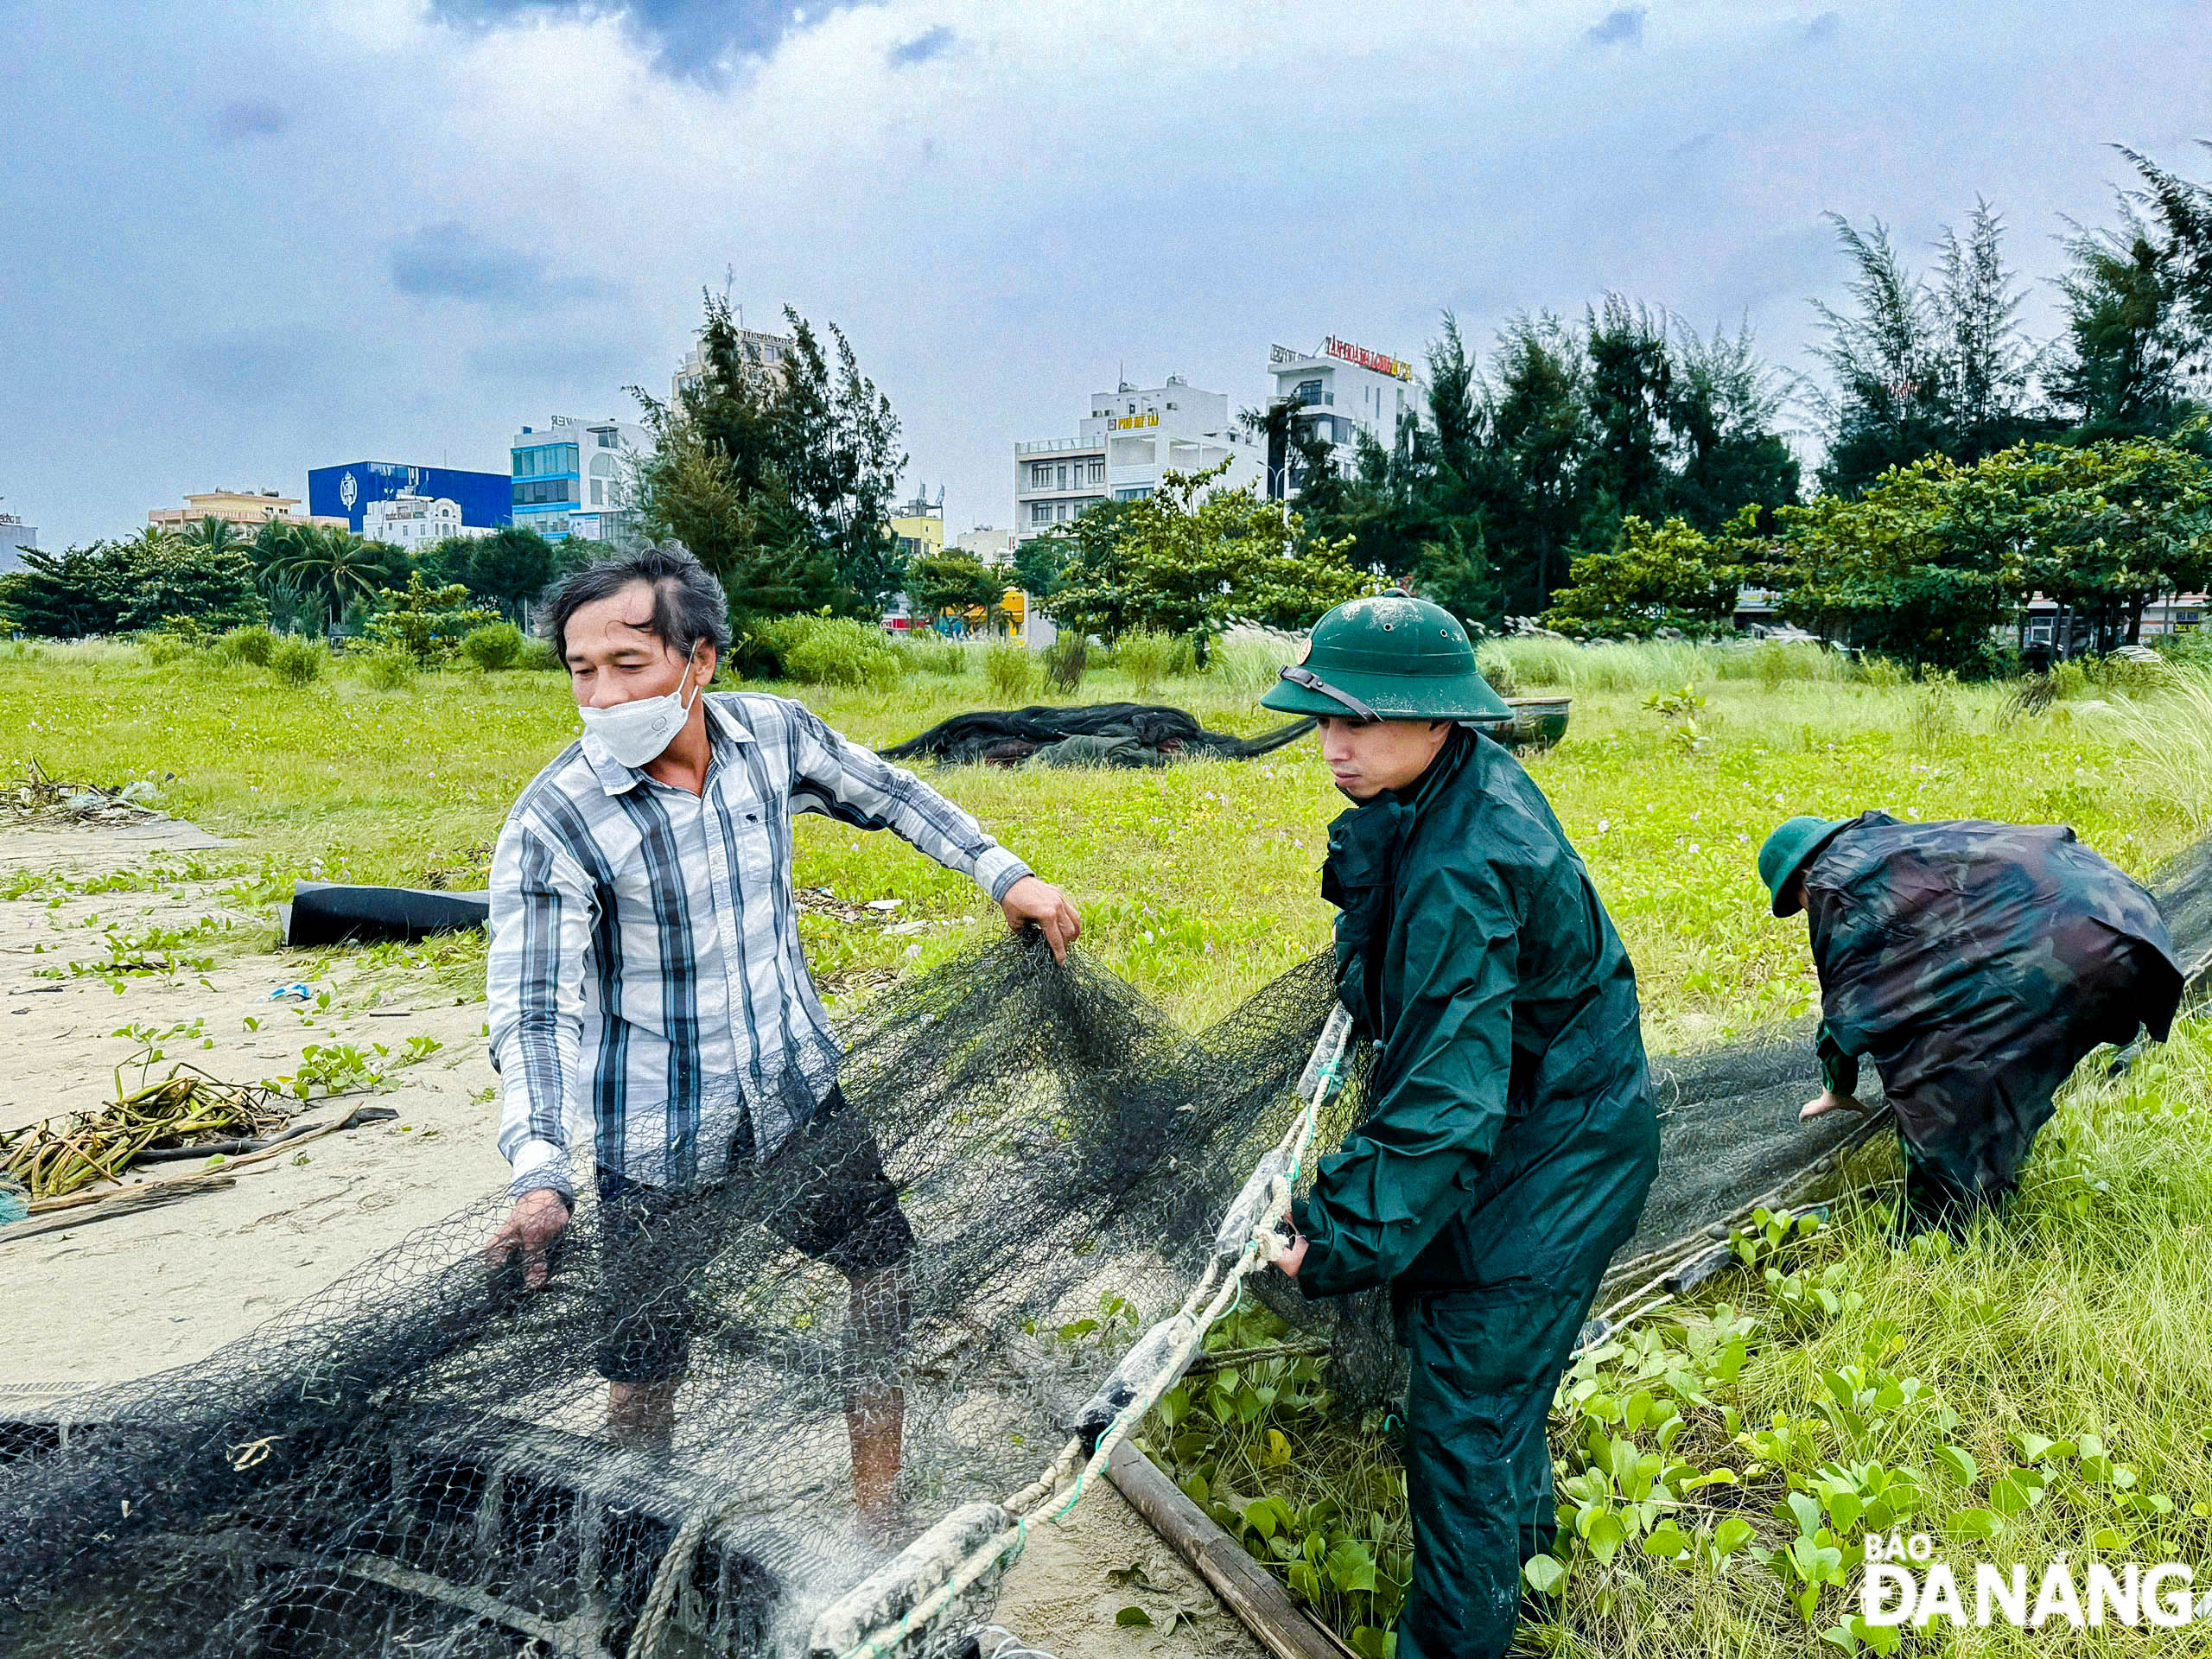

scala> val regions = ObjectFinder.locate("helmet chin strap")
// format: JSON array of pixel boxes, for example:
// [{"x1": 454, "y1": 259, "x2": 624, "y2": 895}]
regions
[{"x1": 1278, "y1": 664, "x2": 1381, "y2": 723}]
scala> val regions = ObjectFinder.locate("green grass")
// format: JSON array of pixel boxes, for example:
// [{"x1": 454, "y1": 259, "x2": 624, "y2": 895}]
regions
[{"x1": 3, "y1": 638, "x2": 2209, "y2": 1653}]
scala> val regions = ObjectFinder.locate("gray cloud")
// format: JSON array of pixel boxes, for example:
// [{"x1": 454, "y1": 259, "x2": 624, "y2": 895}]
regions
[
  {"x1": 426, "y1": 0, "x2": 821, "y2": 79},
  {"x1": 213, "y1": 99, "x2": 288, "y2": 142},
  {"x1": 166, "y1": 324, "x2": 361, "y2": 409},
  {"x1": 1586, "y1": 7, "x2": 1645, "y2": 46},
  {"x1": 888, "y1": 25, "x2": 953, "y2": 67},
  {"x1": 1805, "y1": 11, "x2": 1842, "y2": 42},
  {"x1": 389, "y1": 224, "x2": 609, "y2": 307}
]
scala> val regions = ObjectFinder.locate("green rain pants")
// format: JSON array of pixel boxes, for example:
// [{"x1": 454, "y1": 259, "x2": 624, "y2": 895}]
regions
[{"x1": 1397, "y1": 1281, "x2": 1599, "y2": 1659}]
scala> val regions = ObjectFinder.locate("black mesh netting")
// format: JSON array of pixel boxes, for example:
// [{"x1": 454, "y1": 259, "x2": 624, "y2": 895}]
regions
[
  {"x1": 879, "y1": 703, "x2": 1315, "y2": 768},
  {"x1": 4, "y1": 834, "x2": 2208, "y2": 1659}
]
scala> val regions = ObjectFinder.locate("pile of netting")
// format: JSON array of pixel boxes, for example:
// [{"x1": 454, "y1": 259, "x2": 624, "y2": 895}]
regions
[
  {"x1": 880, "y1": 703, "x2": 1314, "y2": 769},
  {"x1": 5, "y1": 832, "x2": 2208, "y2": 1659}
]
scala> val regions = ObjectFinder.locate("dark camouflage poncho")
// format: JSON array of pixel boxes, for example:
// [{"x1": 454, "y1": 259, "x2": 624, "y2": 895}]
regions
[{"x1": 1805, "y1": 811, "x2": 2183, "y2": 1222}]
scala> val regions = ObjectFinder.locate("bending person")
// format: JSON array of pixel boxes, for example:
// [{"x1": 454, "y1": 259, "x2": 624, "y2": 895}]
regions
[
  {"x1": 1758, "y1": 810, "x2": 2183, "y2": 1236},
  {"x1": 481, "y1": 548, "x2": 1079, "y2": 1538},
  {"x1": 1265, "y1": 593, "x2": 1658, "y2": 1659}
]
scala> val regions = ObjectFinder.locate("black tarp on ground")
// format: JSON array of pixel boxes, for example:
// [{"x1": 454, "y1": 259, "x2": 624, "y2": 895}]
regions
[
  {"x1": 880, "y1": 702, "x2": 1315, "y2": 768},
  {"x1": 281, "y1": 882, "x2": 490, "y2": 947}
]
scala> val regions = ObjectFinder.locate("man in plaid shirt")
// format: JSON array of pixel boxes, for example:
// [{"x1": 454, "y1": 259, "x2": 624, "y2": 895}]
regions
[{"x1": 484, "y1": 548, "x2": 1077, "y2": 1530}]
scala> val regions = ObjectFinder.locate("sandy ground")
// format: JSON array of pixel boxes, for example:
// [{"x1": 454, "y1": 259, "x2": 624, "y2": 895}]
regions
[{"x1": 0, "y1": 820, "x2": 1260, "y2": 1659}]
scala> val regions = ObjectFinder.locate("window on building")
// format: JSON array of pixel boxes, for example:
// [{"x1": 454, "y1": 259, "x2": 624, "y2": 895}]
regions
[
  {"x1": 1030, "y1": 461, "x2": 1052, "y2": 487},
  {"x1": 1114, "y1": 486, "x2": 1152, "y2": 501},
  {"x1": 1057, "y1": 464, "x2": 1068, "y2": 488},
  {"x1": 1089, "y1": 459, "x2": 1105, "y2": 485},
  {"x1": 1294, "y1": 379, "x2": 1322, "y2": 406},
  {"x1": 1031, "y1": 502, "x2": 1054, "y2": 524},
  {"x1": 1056, "y1": 502, "x2": 1069, "y2": 521},
  {"x1": 597, "y1": 430, "x2": 618, "y2": 447}
]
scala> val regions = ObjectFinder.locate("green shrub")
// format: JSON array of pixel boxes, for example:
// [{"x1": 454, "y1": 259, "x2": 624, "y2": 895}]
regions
[
  {"x1": 459, "y1": 621, "x2": 525, "y2": 671},
  {"x1": 355, "y1": 647, "x2": 417, "y2": 691},
  {"x1": 984, "y1": 642, "x2": 1039, "y2": 702},
  {"x1": 268, "y1": 635, "x2": 326, "y2": 687},
  {"x1": 1856, "y1": 655, "x2": 1910, "y2": 689},
  {"x1": 516, "y1": 637, "x2": 563, "y2": 671},
  {"x1": 1116, "y1": 629, "x2": 1192, "y2": 696},
  {"x1": 767, "y1": 615, "x2": 902, "y2": 690},
  {"x1": 1042, "y1": 631, "x2": 1087, "y2": 694},
  {"x1": 213, "y1": 625, "x2": 277, "y2": 668}
]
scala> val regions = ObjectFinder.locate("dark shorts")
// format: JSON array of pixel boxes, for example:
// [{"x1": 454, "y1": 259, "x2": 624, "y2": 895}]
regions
[{"x1": 592, "y1": 1088, "x2": 914, "y2": 1384}]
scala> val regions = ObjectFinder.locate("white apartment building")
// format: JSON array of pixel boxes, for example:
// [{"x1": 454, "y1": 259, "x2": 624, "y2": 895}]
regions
[
  {"x1": 512, "y1": 415, "x2": 654, "y2": 544},
  {"x1": 671, "y1": 327, "x2": 794, "y2": 401},
  {"x1": 361, "y1": 492, "x2": 493, "y2": 550},
  {"x1": 955, "y1": 527, "x2": 1015, "y2": 567},
  {"x1": 0, "y1": 512, "x2": 35, "y2": 575},
  {"x1": 1267, "y1": 336, "x2": 1420, "y2": 491},
  {"x1": 1013, "y1": 374, "x2": 1262, "y2": 543}
]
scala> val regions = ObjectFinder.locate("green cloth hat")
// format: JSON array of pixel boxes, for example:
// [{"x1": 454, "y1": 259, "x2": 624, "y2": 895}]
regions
[
  {"x1": 1261, "y1": 593, "x2": 1514, "y2": 722},
  {"x1": 1758, "y1": 816, "x2": 1853, "y2": 917}
]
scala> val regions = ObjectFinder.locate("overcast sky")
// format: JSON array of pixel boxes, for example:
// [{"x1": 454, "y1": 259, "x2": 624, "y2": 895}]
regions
[{"x1": 3, "y1": 1, "x2": 2206, "y2": 548}]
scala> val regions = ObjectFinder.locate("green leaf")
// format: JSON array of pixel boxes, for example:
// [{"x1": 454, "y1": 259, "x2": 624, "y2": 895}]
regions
[
  {"x1": 1713, "y1": 1516, "x2": 1755, "y2": 1557},
  {"x1": 1946, "y1": 1507, "x2": 1998, "y2": 1540},
  {"x1": 1936, "y1": 1445, "x2": 1979, "y2": 1486},
  {"x1": 1266, "y1": 1428, "x2": 1292, "y2": 1465},
  {"x1": 1115, "y1": 1605, "x2": 1154, "y2": 1627},
  {"x1": 1349, "y1": 1629, "x2": 1391, "y2": 1659},
  {"x1": 1522, "y1": 1554, "x2": 1567, "y2": 1595}
]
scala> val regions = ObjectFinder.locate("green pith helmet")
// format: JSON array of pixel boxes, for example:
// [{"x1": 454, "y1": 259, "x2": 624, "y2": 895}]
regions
[
  {"x1": 1261, "y1": 592, "x2": 1514, "y2": 722},
  {"x1": 1758, "y1": 816, "x2": 1854, "y2": 918}
]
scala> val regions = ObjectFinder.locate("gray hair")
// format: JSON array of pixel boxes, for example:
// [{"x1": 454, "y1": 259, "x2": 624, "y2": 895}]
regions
[{"x1": 541, "y1": 547, "x2": 732, "y2": 668}]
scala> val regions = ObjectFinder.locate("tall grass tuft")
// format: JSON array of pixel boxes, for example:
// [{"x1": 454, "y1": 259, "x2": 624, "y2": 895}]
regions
[
  {"x1": 354, "y1": 647, "x2": 416, "y2": 691},
  {"x1": 2113, "y1": 666, "x2": 2212, "y2": 827},
  {"x1": 899, "y1": 633, "x2": 971, "y2": 677},
  {"x1": 268, "y1": 635, "x2": 326, "y2": 687},
  {"x1": 766, "y1": 616, "x2": 903, "y2": 690},
  {"x1": 983, "y1": 641, "x2": 1040, "y2": 703},
  {"x1": 1117, "y1": 629, "x2": 1192, "y2": 696},
  {"x1": 1042, "y1": 631, "x2": 1087, "y2": 695},
  {"x1": 1209, "y1": 629, "x2": 1302, "y2": 696},
  {"x1": 212, "y1": 626, "x2": 277, "y2": 669}
]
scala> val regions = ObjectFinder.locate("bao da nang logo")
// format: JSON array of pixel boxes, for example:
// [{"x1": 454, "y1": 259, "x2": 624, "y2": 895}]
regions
[
  {"x1": 339, "y1": 471, "x2": 359, "y2": 511},
  {"x1": 1861, "y1": 1532, "x2": 2212, "y2": 1630}
]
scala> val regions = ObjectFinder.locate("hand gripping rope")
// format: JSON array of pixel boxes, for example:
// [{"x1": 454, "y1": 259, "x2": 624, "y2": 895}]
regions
[{"x1": 806, "y1": 1004, "x2": 1358, "y2": 1659}]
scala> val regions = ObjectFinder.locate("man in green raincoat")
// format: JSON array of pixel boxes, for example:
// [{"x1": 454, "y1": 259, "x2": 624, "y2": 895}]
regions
[
  {"x1": 1265, "y1": 594, "x2": 1659, "y2": 1659},
  {"x1": 1758, "y1": 811, "x2": 2184, "y2": 1235}
]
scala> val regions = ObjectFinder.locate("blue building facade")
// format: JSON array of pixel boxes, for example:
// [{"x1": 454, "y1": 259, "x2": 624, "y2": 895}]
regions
[{"x1": 308, "y1": 462, "x2": 512, "y2": 534}]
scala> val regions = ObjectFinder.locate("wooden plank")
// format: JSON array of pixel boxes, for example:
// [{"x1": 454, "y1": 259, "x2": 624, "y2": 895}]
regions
[{"x1": 1103, "y1": 1438, "x2": 1339, "y2": 1659}]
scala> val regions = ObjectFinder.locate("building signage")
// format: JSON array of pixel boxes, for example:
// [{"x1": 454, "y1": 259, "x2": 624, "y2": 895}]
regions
[
  {"x1": 1324, "y1": 336, "x2": 1414, "y2": 380},
  {"x1": 339, "y1": 472, "x2": 359, "y2": 510},
  {"x1": 1110, "y1": 411, "x2": 1161, "y2": 430}
]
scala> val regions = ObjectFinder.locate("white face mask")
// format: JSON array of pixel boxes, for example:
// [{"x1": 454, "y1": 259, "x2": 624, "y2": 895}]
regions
[{"x1": 578, "y1": 646, "x2": 702, "y2": 770}]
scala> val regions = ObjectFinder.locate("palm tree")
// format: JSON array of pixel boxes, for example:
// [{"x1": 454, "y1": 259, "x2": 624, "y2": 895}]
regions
[
  {"x1": 122, "y1": 524, "x2": 180, "y2": 556},
  {"x1": 187, "y1": 516, "x2": 243, "y2": 559},
  {"x1": 264, "y1": 526, "x2": 406, "y2": 624}
]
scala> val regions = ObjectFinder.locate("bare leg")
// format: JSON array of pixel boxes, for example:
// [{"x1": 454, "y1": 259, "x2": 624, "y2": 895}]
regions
[
  {"x1": 845, "y1": 1265, "x2": 910, "y2": 1538},
  {"x1": 607, "y1": 1377, "x2": 680, "y2": 1448}
]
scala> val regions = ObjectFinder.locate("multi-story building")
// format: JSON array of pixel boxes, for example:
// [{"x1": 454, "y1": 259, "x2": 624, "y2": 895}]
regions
[
  {"x1": 511, "y1": 416, "x2": 653, "y2": 543},
  {"x1": 1013, "y1": 374, "x2": 1262, "y2": 543},
  {"x1": 1266, "y1": 336, "x2": 1420, "y2": 493},
  {"x1": 891, "y1": 489, "x2": 945, "y2": 567},
  {"x1": 149, "y1": 488, "x2": 343, "y2": 533},
  {"x1": 671, "y1": 327, "x2": 794, "y2": 402},
  {"x1": 0, "y1": 511, "x2": 35, "y2": 575},
  {"x1": 360, "y1": 492, "x2": 493, "y2": 551},
  {"x1": 308, "y1": 462, "x2": 512, "y2": 537}
]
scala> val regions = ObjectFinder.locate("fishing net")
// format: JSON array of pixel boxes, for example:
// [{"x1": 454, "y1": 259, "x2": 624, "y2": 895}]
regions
[
  {"x1": 5, "y1": 832, "x2": 2208, "y2": 1659},
  {"x1": 879, "y1": 703, "x2": 1315, "y2": 769}
]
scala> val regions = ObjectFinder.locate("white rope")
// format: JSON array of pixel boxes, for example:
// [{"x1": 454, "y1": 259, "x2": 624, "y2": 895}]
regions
[{"x1": 832, "y1": 1009, "x2": 1353, "y2": 1659}]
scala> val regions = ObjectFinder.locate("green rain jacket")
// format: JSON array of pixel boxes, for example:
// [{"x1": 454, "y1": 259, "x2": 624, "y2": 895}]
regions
[{"x1": 1290, "y1": 728, "x2": 1658, "y2": 1314}]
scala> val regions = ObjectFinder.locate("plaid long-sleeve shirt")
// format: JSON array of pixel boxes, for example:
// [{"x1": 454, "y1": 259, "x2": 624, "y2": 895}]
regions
[{"x1": 488, "y1": 691, "x2": 1033, "y2": 1199}]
